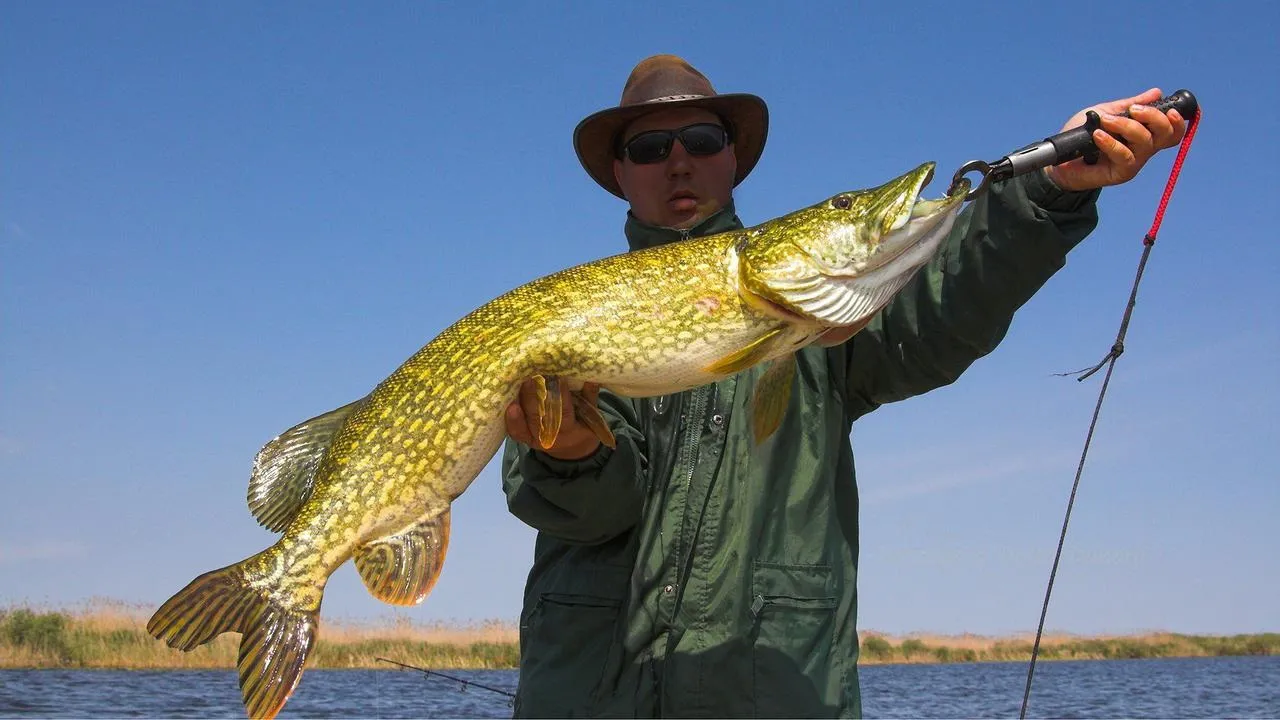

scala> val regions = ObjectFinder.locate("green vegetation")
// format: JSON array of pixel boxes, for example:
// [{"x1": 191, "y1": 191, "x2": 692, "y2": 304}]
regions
[
  {"x1": 857, "y1": 632, "x2": 1280, "y2": 665},
  {"x1": 2, "y1": 606, "x2": 1276, "y2": 670},
  {"x1": 0, "y1": 606, "x2": 518, "y2": 670},
  {"x1": 310, "y1": 639, "x2": 517, "y2": 669},
  {"x1": 898, "y1": 638, "x2": 927, "y2": 659},
  {"x1": 860, "y1": 635, "x2": 893, "y2": 661},
  {"x1": 2, "y1": 609, "x2": 72, "y2": 662}
]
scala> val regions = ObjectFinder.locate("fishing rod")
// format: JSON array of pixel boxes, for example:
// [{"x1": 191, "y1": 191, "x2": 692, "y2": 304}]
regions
[
  {"x1": 375, "y1": 657, "x2": 516, "y2": 705},
  {"x1": 950, "y1": 89, "x2": 1201, "y2": 719}
]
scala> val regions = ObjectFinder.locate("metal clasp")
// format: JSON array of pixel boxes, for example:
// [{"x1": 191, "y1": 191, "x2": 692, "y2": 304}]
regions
[{"x1": 949, "y1": 159, "x2": 990, "y2": 201}]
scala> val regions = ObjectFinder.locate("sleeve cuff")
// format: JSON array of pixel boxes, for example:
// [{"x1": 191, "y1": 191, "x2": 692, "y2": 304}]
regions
[
  {"x1": 1023, "y1": 168, "x2": 1101, "y2": 214},
  {"x1": 522, "y1": 443, "x2": 613, "y2": 481}
]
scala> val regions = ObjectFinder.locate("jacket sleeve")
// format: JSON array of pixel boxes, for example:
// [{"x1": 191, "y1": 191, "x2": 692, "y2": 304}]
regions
[
  {"x1": 837, "y1": 170, "x2": 1101, "y2": 419},
  {"x1": 501, "y1": 388, "x2": 648, "y2": 544}
]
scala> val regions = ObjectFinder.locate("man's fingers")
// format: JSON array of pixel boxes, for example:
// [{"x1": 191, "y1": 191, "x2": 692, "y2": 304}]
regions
[
  {"x1": 518, "y1": 379, "x2": 537, "y2": 412},
  {"x1": 581, "y1": 382, "x2": 601, "y2": 406},
  {"x1": 1094, "y1": 87, "x2": 1163, "y2": 117},
  {"x1": 505, "y1": 401, "x2": 533, "y2": 446},
  {"x1": 562, "y1": 380, "x2": 575, "y2": 418},
  {"x1": 1153, "y1": 107, "x2": 1188, "y2": 150},
  {"x1": 1128, "y1": 104, "x2": 1181, "y2": 150},
  {"x1": 1093, "y1": 128, "x2": 1137, "y2": 173},
  {"x1": 1100, "y1": 113, "x2": 1153, "y2": 157},
  {"x1": 1050, "y1": 88, "x2": 1184, "y2": 192},
  {"x1": 1169, "y1": 110, "x2": 1188, "y2": 142}
]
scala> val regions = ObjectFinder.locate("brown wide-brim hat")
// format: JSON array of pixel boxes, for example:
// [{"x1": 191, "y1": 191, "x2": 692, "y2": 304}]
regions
[{"x1": 574, "y1": 54, "x2": 769, "y2": 199}]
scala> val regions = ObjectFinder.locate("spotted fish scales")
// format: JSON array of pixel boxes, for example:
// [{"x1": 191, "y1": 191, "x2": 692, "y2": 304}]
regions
[{"x1": 147, "y1": 163, "x2": 967, "y2": 719}]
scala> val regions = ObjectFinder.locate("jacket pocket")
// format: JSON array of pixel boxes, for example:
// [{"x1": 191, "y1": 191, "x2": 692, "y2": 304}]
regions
[
  {"x1": 516, "y1": 583, "x2": 625, "y2": 718},
  {"x1": 750, "y1": 562, "x2": 838, "y2": 718}
]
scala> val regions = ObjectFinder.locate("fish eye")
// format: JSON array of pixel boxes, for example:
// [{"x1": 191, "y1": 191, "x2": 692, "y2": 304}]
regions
[{"x1": 831, "y1": 195, "x2": 852, "y2": 210}]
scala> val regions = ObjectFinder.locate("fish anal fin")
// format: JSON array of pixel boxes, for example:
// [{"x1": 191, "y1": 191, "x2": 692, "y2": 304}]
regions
[
  {"x1": 248, "y1": 399, "x2": 365, "y2": 532},
  {"x1": 752, "y1": 354, "x2": 796, "y2": 444},
  {"x1": 354, "y1": 509, "x2": 451, "y2": 606},
  {"x1": 571, "y1": 386, "x2": 616, "y2": 449},
  {"x1": 705, "y1": 327, "x2": 787, "y2": 376}
]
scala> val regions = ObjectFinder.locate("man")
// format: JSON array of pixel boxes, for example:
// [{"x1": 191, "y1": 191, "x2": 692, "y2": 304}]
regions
[{"x1": 501, "y1": 55, "x2": 1185, "y2": 718}]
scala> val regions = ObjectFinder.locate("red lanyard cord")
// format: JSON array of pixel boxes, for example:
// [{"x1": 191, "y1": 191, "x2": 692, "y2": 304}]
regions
[{"x1": 1147, "y1": 108, "x2": 1202, "y2": 245}]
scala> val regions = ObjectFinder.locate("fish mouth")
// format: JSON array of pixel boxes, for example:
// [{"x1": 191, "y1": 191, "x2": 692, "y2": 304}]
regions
[
  {"x1": 762, "y1": 163, "x2": 969, "y2": 327},
  {"x1": 835, "y1": 163, "x2": 960, "y2": 277}
]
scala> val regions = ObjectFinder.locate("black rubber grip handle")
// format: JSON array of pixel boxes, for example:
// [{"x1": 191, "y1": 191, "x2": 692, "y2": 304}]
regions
[
  {"x1": 979, "y1": 89, "x2": 1199, "y2": 186},
  {"x1": 1143, "y1": 89, "x2": 1198, "y2": 120},
  {"x1": 1053, "y1": 89, "x2": 1198, "y2": 165}
]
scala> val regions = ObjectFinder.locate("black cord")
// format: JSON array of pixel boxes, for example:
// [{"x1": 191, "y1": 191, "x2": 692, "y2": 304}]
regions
[{"x1": 1020, "y1": 242, "x2": 1154, "y2": 719}]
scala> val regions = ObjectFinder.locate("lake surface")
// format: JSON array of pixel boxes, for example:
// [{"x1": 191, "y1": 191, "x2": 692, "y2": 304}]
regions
[{"x1": 1, "y1": 656, "x2": 1276, "y2": 718}]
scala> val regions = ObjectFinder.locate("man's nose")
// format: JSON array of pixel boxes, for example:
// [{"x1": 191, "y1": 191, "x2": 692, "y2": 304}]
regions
[{"x1": 665, "y1": 140, "x2": 693, "y2": 176}]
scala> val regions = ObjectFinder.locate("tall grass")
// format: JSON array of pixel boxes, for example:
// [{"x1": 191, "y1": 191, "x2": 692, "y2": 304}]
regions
[
  {"x1": 858, "y1": 631, "x2": 1280, "y2": 665},
  {"x1": 2, "y1": 604, "x2": 1275, "y2": 669},
  {"x1": 0, "y1": 603, "x2": 517, "y2": 670}
]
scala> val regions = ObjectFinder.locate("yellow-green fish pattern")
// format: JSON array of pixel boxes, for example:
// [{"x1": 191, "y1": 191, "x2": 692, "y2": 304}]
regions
[{"x1": 147, "y1": 162, "x2": 968, "y2": 719}]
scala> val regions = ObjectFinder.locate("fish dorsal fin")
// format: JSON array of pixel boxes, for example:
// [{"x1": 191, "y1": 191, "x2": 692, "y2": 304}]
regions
[
  {"x1": 751, "y1": 354, "x2": 796, "y2": 443},
  {"x1": 704, "y1": 326, "x2": 787, "y2": 376},
  {"x1": 354, "y1": 509, "x2": 451, "y2": 606},
  {"x1": 247, "y1": 399, "x2": 365, "y2": 532}
]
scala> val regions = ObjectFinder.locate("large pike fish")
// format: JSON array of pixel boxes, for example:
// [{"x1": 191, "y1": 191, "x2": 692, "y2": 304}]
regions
[{"x1": 148, "y1": 163, "x2": 968, "y2": 718}]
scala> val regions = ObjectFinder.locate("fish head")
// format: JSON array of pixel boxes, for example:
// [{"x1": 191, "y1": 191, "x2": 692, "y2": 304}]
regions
[{"x1": 737, "y1": 162, "x2": 968, "y2": 327}]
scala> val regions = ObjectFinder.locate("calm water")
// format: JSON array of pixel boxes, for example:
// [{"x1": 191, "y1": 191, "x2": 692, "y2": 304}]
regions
[{"x1": 1, "y1": 657, "x2": 1277, "y2": 718}]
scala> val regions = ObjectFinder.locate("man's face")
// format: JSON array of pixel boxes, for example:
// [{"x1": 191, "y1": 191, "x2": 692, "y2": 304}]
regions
[{"x1": 612, "y1": 107, "x2": 737, "y2": 229}]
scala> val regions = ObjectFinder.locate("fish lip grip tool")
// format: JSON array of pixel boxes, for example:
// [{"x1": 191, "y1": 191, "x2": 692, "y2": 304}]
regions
[{"x1": 950, "y1": 89, "x2": 1199, "y2": 201}]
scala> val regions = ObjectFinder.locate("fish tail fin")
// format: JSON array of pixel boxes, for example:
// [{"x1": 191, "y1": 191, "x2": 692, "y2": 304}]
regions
[
  {"x1": 147, "y1": 558, "x2": 260, "y2": 651},
  {"x1": 148, "y1": 550, "x2": 320, "y2": 719},
  {"x1": 235, "y1": 592, "x2": 318, "y2": 719}
]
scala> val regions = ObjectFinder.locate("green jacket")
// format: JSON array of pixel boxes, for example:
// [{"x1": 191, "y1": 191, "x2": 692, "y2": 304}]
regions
[{"x1": 502, "y1": 171, "x2": 1099, "y2": 718}]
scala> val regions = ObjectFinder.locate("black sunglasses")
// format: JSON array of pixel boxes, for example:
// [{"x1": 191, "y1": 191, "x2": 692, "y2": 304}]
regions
[{"x1": 618, "y1": 123, "x2": 731, "y2": 164}]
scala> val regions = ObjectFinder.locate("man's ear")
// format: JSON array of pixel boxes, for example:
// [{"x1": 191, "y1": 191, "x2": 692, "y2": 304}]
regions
[{"x1": 612, "y1": 159, "x2": 627, "y2": 200}]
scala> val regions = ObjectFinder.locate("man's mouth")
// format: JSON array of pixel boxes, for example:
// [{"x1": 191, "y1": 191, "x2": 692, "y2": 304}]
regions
[{"x1": 669, "y1": 190, "x2": 699, "y2": 213}]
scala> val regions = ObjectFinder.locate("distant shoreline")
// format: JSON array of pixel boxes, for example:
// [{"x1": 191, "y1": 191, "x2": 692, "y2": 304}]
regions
[{"x1": 2, "y1": 603, "x2": 1276, "y2": 670}]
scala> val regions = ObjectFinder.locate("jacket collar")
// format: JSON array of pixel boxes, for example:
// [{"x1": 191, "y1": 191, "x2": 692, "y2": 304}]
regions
[{"x1": 623, "y1": 200, "x2": 744, "y2": 251}]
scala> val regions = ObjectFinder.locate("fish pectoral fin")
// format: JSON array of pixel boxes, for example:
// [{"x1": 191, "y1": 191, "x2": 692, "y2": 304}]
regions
[
  {"x1": 752, "y1": 354, "x2": 796, "y2": 444},
  {"x1": 704, "y1": 327, "x2": 787, "y2": 376},
  {"x1": 521, "y1": 375, "x2": 568, "y2": 450},
  {"x1": 571, "y1": 385, "x2": 616, "y2": 449},
  {"x1": 248, "y1": 398, "x2": 367, "y2": 532},
  {"x1": 354, "y1": 508, "x2": 451, "y2": 606}
]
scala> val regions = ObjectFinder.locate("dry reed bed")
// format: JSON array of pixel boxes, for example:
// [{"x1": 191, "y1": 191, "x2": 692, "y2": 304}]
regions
[{"x1": 2, "y1": 602, "x2": 1275, "y2": 669}]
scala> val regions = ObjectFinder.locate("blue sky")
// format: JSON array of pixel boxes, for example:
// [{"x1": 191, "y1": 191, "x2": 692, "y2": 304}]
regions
[{"x1": 2, "y1": 1, "x2": 1276, "y2": 636}]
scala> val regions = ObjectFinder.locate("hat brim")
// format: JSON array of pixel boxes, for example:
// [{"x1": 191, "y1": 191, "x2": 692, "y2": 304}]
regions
[{"x1": 573, "y1": 93, "x2": 769, "y2": 199}]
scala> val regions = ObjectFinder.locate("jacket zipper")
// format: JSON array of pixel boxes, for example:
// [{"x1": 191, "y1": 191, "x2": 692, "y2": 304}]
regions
[
  {"x1": 658, "y1": 382, "x2": 709, "y2": 709},
  {"x1": 680, "y1": 385, "x2": 708, "y2": 498},
  {"x1": 669, "y1": 383, "x2": 709, "y2": 613}
]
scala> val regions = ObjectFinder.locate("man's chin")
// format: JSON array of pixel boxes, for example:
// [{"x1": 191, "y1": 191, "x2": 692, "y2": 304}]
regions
[
  {"x1": 672, "y1": 214, "x2": 701, "y2": 230},
  {"x1": 634, "y1": 201, "x2": 715, "y2": 230},
  {"x1": 669, "y1": 199, "x2": 721, "y2": 230}
]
